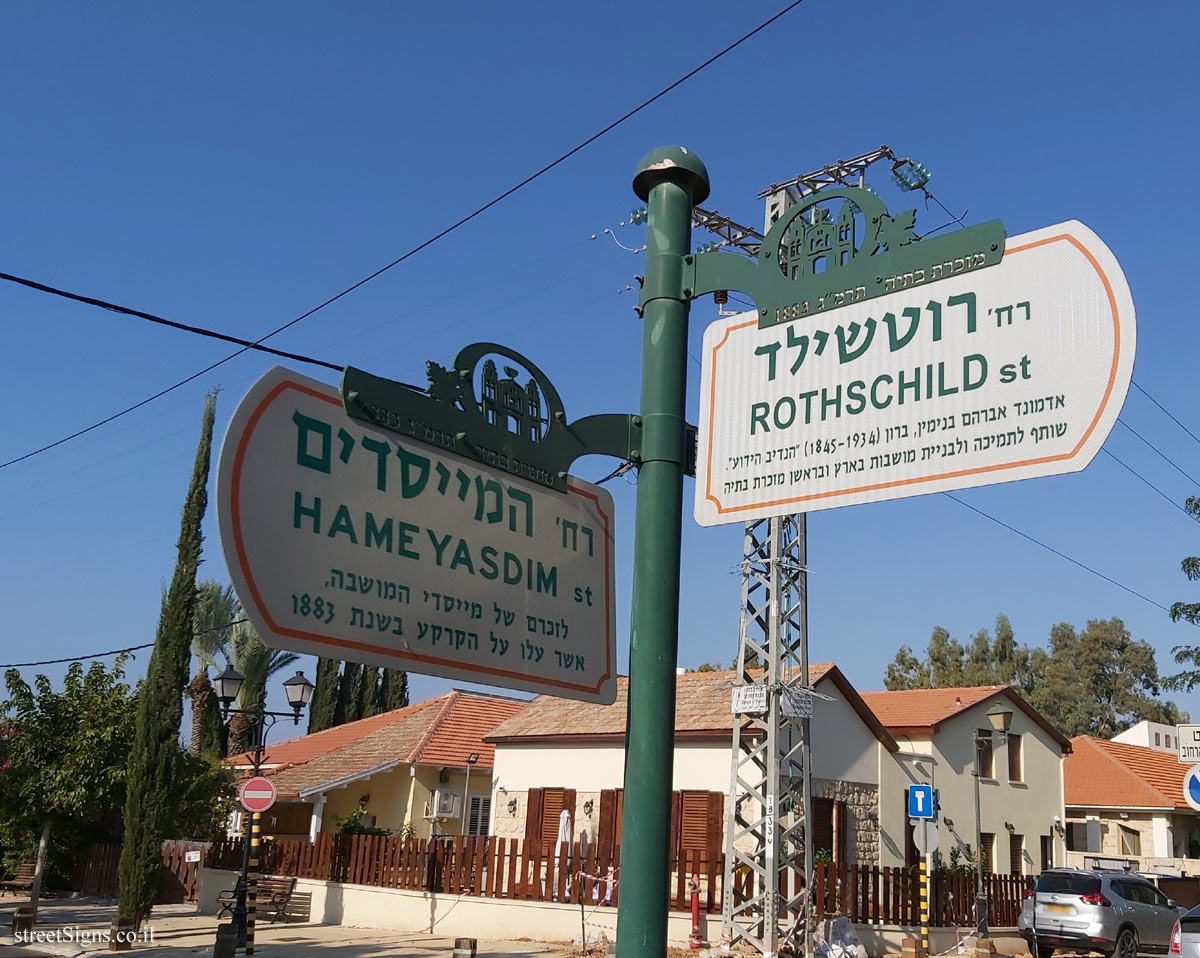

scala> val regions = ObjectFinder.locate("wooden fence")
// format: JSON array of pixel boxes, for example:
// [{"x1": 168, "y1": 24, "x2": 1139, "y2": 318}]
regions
[
  {"x1": 69, "y1": 840, "x2": 210, "y2": 902},
  {"x1": 811, "y1": 863, "x2": 1028, "y2": 927},
  {"x1": 205, "y1": 836, "x2": 1030, "y2": 926},
  {"x1": 206, "y1": 834, "x2": 723, "y2": 913}
]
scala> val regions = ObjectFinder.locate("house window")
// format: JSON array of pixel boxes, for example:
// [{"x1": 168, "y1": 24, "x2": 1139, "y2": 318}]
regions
[
  {"x1": 1119, "y1": 825, "x2": 1141, "y2": 856},
  {"x1": 1008, "y1": 734, "x2": 1023, "y2": 782},
  {"x1": 977, "y1": 730, "x2": 995, "y2": 778},
  {"x1": 1040, "y1": 835, "x2": 1053, "y2": 872},
  {"x1": 1156, "y1": 732, "x2": 1161, "y2": 746},
  {"x1": 1066, "y1": 820, "x2": 1101, "y2": 852},
  {"x1": 1009, "y1": 833, "x2": 1024, "y2": 875},
  {"x1": 467, "y1": 796, "x2": 491, "y2": 837},
  {"x1": 680, "y1": 791, "x2": 710, "y2": 853},
  {"x1": 980, "y1": 832, "x2": 995, "y2": 873},
  {"x1": 540, "y1": 788, "x2": 566, "y2": 846}
]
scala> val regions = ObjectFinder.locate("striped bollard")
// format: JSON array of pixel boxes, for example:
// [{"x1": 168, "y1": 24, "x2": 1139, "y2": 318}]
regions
[
  {"x1": 246, "y1": 812, "x2": 261, "y2": 955},
  {"x1": 919, "y1": 858, "x2": 929, "y2": 956}
]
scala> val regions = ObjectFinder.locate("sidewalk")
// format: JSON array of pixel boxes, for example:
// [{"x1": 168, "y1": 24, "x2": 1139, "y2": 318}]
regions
[{"x1": 0, "y1": 896, "x2": 566, "y2": 958}]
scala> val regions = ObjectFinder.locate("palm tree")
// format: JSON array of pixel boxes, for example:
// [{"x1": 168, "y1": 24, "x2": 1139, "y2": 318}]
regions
[
  {"x1": 226, "y1": 619, "x2": 300, "y2": 756},
  {"x1": 187, "y1": 581, "x2": 239, "y2": 754}
]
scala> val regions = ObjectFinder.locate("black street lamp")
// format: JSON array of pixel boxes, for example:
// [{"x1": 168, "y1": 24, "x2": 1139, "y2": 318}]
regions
[
  {"x1": 973, "y1": 701, "x2": 1013, "y2": 940},
  {"x1": 215, "y1": 667, "x2": 314, "y2": 950}
]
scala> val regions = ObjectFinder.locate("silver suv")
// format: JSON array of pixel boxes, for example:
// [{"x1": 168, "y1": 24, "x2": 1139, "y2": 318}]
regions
[{"x1": 1019, "y1": 869, "x2": 1182, "y2": 958}]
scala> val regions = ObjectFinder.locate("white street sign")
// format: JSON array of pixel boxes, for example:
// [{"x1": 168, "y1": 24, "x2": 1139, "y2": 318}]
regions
[
  {"x1": 695, "y1": 221, "x2": 1136, "y2": 525},
  {"x1": 217, "y1": 367, "x2": 617, "y2": 704},
  {"x1": 1178, "y1": 725, "x2": 1200, "y2": 764}
]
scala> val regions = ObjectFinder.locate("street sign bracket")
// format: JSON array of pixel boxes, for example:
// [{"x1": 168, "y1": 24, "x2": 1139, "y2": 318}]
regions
[
  {"x1": 664, "y1": 185, "x2": 1007, "y2": 328},
  {"x1": 344, "y1": 342, "x2": 697, "y2": 491}
]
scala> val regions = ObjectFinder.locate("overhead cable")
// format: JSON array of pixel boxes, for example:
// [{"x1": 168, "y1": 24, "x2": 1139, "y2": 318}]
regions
[{"x1": 0, "y1": 0, "x2": 807, "y2": 473}]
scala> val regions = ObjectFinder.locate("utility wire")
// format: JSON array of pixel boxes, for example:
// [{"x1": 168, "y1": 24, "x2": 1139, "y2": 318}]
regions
[
  {"x1": 943, "y1": 492, "x2": 1180, "y2": 618},
  {"x1": 0, "y1": 0, "x2": 807, "y2": 474},
  {"x1": 0, "y1": 617, "x2": 248, "y2": 670},
  {"x1": 1132, "y1": 379, "x2": 1200, "y2": 449},
  {"x1": 0, "y1": 643, "x2": 155, "y2": 669},
  {"x1": 1116, "y1": 417, "x2": 1200, "y2": 489},
  {"x1": 1101, "y1": 447, "x2": 1192, "y2": 518},
  {"x1": 0, "y1": 271, "x2": 343, "y2": 372}
]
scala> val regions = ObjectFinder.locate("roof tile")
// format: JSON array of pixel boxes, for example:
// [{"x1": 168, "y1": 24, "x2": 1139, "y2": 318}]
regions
[
  {"x1": 226, "y1": 691, "x2": 526, "y2": 798},
  {"x1": 859, "y1": 687, "x2": 1008, "y2": 731},
  {"x1": 486, "y1": 665, "x2": 839, "y2": 740},
  {"x1": 1065, "y1": 735, "x2": 1187, "y2": 809}
]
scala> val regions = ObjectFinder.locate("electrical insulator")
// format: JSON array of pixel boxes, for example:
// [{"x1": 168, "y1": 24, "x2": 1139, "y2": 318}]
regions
[{"x1": 714, "y1": 290, "x2": 729, "y2": 306}]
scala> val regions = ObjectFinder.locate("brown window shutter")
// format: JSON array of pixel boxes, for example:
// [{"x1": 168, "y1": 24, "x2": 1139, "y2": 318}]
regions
[
  {"x1": 564, "y1": 789, "x2": 577, "y2": 825},
  {"x1": 706, "y1": 791, "x2": 725, "y2": 863},
  {"x1": 681, "y1": 791, "x2": 710, "y2": 852},
  {"x1": 525, "y1": 787, "x2": 544, "y2": 845},
  {"x1": 540, "y1": 788, "x2": 566, "y2": 848},
  {"x1": 812, "y1": 797, "x2": 835, "y2": 859},
  {"x1": 598, "y1": 789, "x2": 617, "y2": 853}
]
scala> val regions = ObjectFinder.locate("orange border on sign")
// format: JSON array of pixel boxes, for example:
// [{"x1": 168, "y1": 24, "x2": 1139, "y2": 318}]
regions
[
  {"x1": 704, "y1": 233, "x2": 1123, "y2": 514},
  {"x1": 229, "y1": 379, "x2": 615, "y2": 697}
]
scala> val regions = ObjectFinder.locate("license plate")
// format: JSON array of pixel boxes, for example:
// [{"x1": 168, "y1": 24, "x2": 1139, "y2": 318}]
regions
[{"x1": 1046, "y1": 904, "x2": 1070, "y2": 915}]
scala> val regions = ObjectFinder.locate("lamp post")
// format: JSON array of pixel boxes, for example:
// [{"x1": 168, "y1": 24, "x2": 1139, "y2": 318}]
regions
[
  {"x1": 973, "y1": 701, "x2": 1013, "y2": 940},
  {"x1": 461, "y1": 752, "x2": 479, "y2": 836},
  {"x1": 213, "y1": 666, "x2": 314, "y2": 952}
]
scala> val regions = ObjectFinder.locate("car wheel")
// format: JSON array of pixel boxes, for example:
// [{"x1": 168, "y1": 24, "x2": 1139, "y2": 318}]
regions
[
  {"x1": 1112, "y1": 927, "x2": 1138, "y2": 958},
  {"x1": 1036, "y1": 945, "x2": 1055, "y2": 958}
]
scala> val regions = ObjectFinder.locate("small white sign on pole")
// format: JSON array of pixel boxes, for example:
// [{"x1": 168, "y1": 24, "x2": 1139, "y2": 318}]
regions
[
  {"x1": 780, "y1": 687, "x2": 813, "y2": 718},
  {"x1": 217, "y1": 367, "x2": 617, "y2": 704},
  {"x1": 695, "y1": 221, "x2": 1136, "y2": 525},
  {"x1": 731, "y1": 685, "x2": 769, "y2": 714},
  {"x1": 1177, "y1": 725, "x2": 1200, "y2": 764}
]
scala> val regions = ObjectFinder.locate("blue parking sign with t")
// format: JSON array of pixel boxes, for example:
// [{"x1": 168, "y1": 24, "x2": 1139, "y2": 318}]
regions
[{"x1": 908, "y1": 784, "x2": 934, "y2": 819}]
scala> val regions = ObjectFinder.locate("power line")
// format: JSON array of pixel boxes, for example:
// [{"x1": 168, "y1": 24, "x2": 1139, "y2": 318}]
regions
[
  {"x1": 1, "y1": 643, "x2": 153, "y2": 669},
  {"x1": 0, "y1": 618, "x2": 248, "y2": 670},
  {"x1": 1131, "y1": 378, "x2": 1200, "y2": 449},
  {"x1": 1102, "y1": 446, "x2": 1192, "y2": 517},
  {"x1": 0, "y1": 271, "x2": 343, "y2": 372},
  {"x1": 943, "y1": 492, "x2": 1181, "y2": 618},
  {"x1": 0, "y1": 0, "x2": 807, "y2": 474},
  {"x1": 1117, "y1": 416, "x2": 1200, "y2": 489}
]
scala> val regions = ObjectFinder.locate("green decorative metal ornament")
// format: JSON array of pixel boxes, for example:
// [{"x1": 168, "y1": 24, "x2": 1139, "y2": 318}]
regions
[
  {"x1": 342, "y1": 343, "x2": 645, "y2": 493},
  {"x1": 646, "y1": 184, "x2": 1005, "y2": 328}
]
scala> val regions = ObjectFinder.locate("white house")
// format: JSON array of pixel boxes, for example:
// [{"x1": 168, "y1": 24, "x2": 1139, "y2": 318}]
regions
[{"x1": 861, "y1": 685, "x2": 1071, "y2": 873}]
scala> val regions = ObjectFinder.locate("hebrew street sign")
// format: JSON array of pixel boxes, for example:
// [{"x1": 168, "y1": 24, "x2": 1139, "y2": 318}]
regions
[
  {"x1": 217, "y1": 367, "x2": 617, "y2": 704},
  {"x1": 694, "y1": 221, "x2": 1135, "y2": 525}
]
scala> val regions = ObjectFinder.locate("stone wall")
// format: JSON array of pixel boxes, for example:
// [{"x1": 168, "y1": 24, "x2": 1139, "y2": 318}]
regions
[{"x1": 813, "y1": 778, "x2": 880, "y2": 866}]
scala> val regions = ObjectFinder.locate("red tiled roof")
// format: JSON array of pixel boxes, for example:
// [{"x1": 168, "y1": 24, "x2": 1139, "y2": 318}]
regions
[
  {"x1": 859, "y1": 686, "x2": 1005, "y2": 731},
  {"x1": 860, "y1": 685, "x2": 1072, "y2": 751},
  {"x1": 1065, "y1": 735, "x2": 1188, "y2": 809},
  {"x1": 226, "y1": 691, "x2": 526, "y2": 798},
  {"x1": 486, "y1": 664, "x2": 898, "y2": 751}
]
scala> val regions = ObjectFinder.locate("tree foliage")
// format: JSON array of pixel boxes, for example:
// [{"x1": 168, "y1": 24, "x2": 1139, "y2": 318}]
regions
[
  {"x1": 1165, "y1": 496, "x2": 1200, "y2": 691},
  {"x1": 1, "y1": 658, "x2": 135, "y2": 882},
  {"x1": 307, "y1": 660, "x2": 408, "y2": 733},
  {"x1": 119, "y1": 389, "x2": 216, "y2": 926},
  {"x1": 884, "y1": 614, "x2": 1185, "y2": 737}
]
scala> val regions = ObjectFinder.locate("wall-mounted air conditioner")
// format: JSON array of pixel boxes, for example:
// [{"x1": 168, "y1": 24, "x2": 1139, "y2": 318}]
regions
[{"x1": 425, "y1": 789, "x2": 461, "y2": 820}]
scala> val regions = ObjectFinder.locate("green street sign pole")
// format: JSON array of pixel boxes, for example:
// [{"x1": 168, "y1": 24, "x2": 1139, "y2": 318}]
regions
[{"x1": 617, "y1": 147, "x2": 710, "y2": 957}]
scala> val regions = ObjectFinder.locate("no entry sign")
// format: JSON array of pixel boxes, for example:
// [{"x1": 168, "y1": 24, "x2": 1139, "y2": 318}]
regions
[{"x1": 239, "y1": 776, "x2": 277, "y2": 813}]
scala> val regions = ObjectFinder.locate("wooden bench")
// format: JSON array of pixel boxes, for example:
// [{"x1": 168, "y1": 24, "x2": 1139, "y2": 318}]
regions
[
  {"x1": 0, "y1": 862, "x2": 37, "y2": 897},
  {"x1": 216, "y1": 876, "x2": 297, "y2": 923}
]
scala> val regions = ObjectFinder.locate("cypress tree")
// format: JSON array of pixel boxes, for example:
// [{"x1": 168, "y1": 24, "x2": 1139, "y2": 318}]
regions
[
  {"x1": 118, "y1": 389, "x2": 216, "y2": 927},
  {"x1": 357, "y1": 665, "x2": 380, "y2": 718},
  {"x1": 307, "y1": 657, "x2": 340, "y2": 733},
  {"x1": 379, "y1": 668, "x2": 409, "y2": 712},
  {"x1": 335, "y1": 661, "x2": 359, "y2": 724}
]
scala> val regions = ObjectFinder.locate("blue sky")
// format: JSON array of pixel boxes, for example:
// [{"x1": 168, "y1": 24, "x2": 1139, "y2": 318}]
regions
[{"x1": 3, "y1": 2, "x2": 1200, "y2": 733}]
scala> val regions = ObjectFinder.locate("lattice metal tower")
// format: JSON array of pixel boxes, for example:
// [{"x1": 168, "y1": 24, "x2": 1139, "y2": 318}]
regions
[{"x1": 717, "y1": 147, "x2": 899, "y2": 958}]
